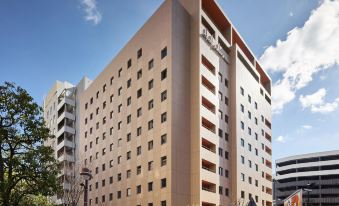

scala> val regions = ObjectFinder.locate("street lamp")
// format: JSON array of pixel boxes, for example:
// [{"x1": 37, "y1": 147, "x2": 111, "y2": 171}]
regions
[
  {"x1": 80, "y1": 167, "x2": 92, "y2": 206},
  {"x1": 303, "y1": 182, "x2": 315, "y2": 206}
]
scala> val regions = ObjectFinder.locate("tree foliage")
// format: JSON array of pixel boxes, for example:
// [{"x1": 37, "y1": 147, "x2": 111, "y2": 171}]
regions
[{"x1": 0, "y1": 82, "x2": 60, "y2": 206}]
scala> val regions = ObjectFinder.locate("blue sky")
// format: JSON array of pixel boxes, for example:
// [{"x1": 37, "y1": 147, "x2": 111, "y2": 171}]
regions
[{"x1": 1, "y1": 0, "x2": 338, "y2": 163}]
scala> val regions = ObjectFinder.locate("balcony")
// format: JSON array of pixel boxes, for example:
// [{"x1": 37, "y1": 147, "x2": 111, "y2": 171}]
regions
[
  {"x1": 202, "y1": 96, "x2": 215, "y2": 114},
  {"x1": 201, "y1": 76, "x2": 215, "y2": 95},
  {"x1": 265, "y1": 146, "x2": 272, "y2": 156},
  {"x1": 266, "y1": 173, "x2": 272, "y2": 182},
  {"x1": 202, "y1": 138, "x2": 216, "y2": 153},
  {"x1": 266, "y1": 159, "x2": 272, "y2": 169},
  {"x1": 265, "y1": 133, "x2": 272, "y2": 142},
  {"x1": 202, "y1": 180, "x2": 216, "y2": 193},
  {"x1": 56, "y1": 139, "x2": 75, "y2": 152},
  {"x1": 201, "y1": 55, "x2": 215, "y2": 75},
  {"x1": 202, "y1": 117, "x2": 215, "y2": 134},
  {"x1": 202, "y1": 202, "x2": 216, "y2": 206},
  {"x1": 202, "y1": 159, "x2": 216, "y2": 173}
]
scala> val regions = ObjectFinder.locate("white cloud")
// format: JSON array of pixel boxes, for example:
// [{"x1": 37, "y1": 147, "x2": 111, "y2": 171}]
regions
[
  {"x1": 302, "y1": 125, "x2": 312, "y2": 129},
  {"x1": 276, "y1": 136, "x2": 286, "y2": 143},
  {"x1": 289, "y1": 12, "x2": 294, "y2": 17},
  {"x1": 299, "y1": 88, "x2": 339, "y2": 114},
  {"x1": 259, "y1": 0, "x2": 339, "y2": 113},
  {"x1": 82, "y1": 0, "x2": 102, "y2": 25}
]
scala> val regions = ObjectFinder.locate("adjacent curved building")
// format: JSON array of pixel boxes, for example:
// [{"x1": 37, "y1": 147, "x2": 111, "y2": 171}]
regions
[{"x1": 274, "y1": 150, "x2": 339, "y2": 206}]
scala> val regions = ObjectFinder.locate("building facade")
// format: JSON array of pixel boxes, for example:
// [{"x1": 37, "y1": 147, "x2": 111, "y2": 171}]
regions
[
  {"x1": 274, "y1": 150, "x2": 339, "y2": 206},
  {"x1": 43, "y1": 77, "x2": 92, "y2": 204},
  {"x1": 79, "y1": 0, "x2": 273, "y2": 206}
]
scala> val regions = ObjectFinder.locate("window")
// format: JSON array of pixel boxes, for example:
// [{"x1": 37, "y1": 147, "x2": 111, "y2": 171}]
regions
[
  {"x1": 248, "y1": 95, "x2": 252, "y2": 103},
  {"x1": 161, "y1": 47, "x2": 167, "y2": 59},
  {"x1": 110, "y1": 76, "x2": 114, "y2": 85},
  {"x1": 148, "y1": 182, "x2": 153, "y2": 191},
  {"x1": 248, "y1": 127, "x2": 252, "y2": 135},
  {"x1": 137, "y1": 146, "x2": 141, "y2": 155},
  {"x1": 148, "y1": 120, "x2": 154, "y2": 130},
  {"x1": 148, "y1": 140, "x2": 153, "y2": 150},
  {"x1": 90, "y1": 97, "x2": 93, "y2": 104},
  {"x1": 240, "y1": 87, "x2": 244, "y2": 96},
  {"x1": 118, "y1": 156, "x2": 122, "y2": 164},
  {"x1": 225, "y1": 78, "x2": 229, "y2": 87},
  {"x1": 110, "y1": 94, "x2": 114, "y2": 103},
  {"x1": 96, "y1": 91, "x2": 99, "y2": 99},
  {"x1": 248, "y1": 144, "x2": 252, "y2": 151},
  {"x1": 137, "y1": 127, "x2": 142, "y2": 136},
  {"x1": 148, "y1": 59, "x2": 154, "y2": 70},
  {"x1": 117, "y1": 173, "x2": 121, "y2": 181},
  {"x1": 137, "y1": 89, "x2": 142, "y2": 98},
  {"x1": 137, "y1": 69, "x2": 142, "y2": 79},
  {"x1": 148, "y1": 161, "x2": 153, "y2": 171},
  {"x1": 218, "y1": 73, "x2": 222, "y2": 82},
  {"x1": 127, "y1": 97, "x2": 131, "y2": 106},
  {"x1": 248, "y1": 111, "x2": 251, "y2": 119},
  {"x1": 241, "y1": 173, "x2": 245, "y2": 181},
  {"x1": 148, "y1": 79, "x2": 154, "y2": 90},
  {"x1": 161, "y1": 156, "x2": 167, "y2": 166},
  {"x1": 117, "y1": 191, "x2": 121, "y2": 199},
  {"x1": 102, "y1": 148, "x2": 106, "y2": 155},
  {"x1": 137, "y1": 165, "x2": 141, "y2": 175},
  {"x1": 241, "y1": 156, "x2": 245, "y2": 164},
  {"x1": 85, "y1": 103, "x2": 88, "y2": 110},
  {"x1": 225, "y1": 96, "x2": 229, "y2": 106},
  {"x1": 110, "y1": 176, "x2": 113, "y2": 184},
  {"x1": 118, "y1": 121, "x2": 122, "y2": 130},
  {"x1": 127, "y1": 188, "x2": 131, "y2": 196},
  {"x1": 161, "y1": 90, "x2": 167, "y2": 101},
  {"x1": 161, "y1": 201, "x2": 166, "y2": 206},
  {"x1": 103, "y1": 84, "x2": 106, "y2": 92},
  {"x1": 136, "y1": 185, "x2": 141, "y2": 194},
  {"x1": 241, "y1": 121, "x2": 244, "y2": 130},
  {"x1": 109, "y1": 160, "x2": 113, "y2": 167},
  {"x1": 161, "y1": 134, "x2": 167, "y2": 144},
  {"x1": 161, "y1": 69, "x2": 167, "y2": 80},
  {"x1": 110, "y1": 127, "x2": 113, "y2": 135},
  {"x1": 219, "y1": 186, "x2": 223, "y2": 195},
  {"x1": 109, "y1": 193, "x2": 113, "y2": 201},
  {"x1": 118, "y1": 87, "x2": 122, "y2": 96},
  {"x1": 241, "y1": 138, "x2": 245, "y2": 147},
  {"x1": 137, "y1": 48, "x2": 142, "y2": 59},
  {"x1": 118, "y1": 68, "x2": 122, "y2": 77},
  {"x1": 127, "y1": 79, "x2": 131, "y2": 88},
  {"x1": 137, "y1": 107, "x2": 142, "y2": 117},
  {"x1": 127, "y1": 133, "x2": 131, "y2": 142},
  {"x1": 102, "y1": 179, "x2": 106, "y2": 187},
  {"x1": 148, "y1": 100, "x2": 154, "y2": 110},
  {"x1": 127, "y1": 115, "x2": 131, "y2": 124},
  {"x1": 248, "y1": 160, "x2": 252, "y2": 168},
  {"x1": 127, "y1": 151, "x2": 131, "y2": 160},
  {"x1": 255, "y1": 102, "x2": 258, "y2": 109},
  {"x1": 248, "y1": 176, "x2": 252, "y2": 184},
  {"x1": 127, "y1": 59, "x2": 132, "y2": 68},
  {"x1": 161, "y1": 178, "x2": 167, "y2": 188},
  {"x1": 103, "y1": 117, "x2": 106, "y2": 124},
  {"x1": 161, "y1": 112, "x2": 167, "y2": 123}
]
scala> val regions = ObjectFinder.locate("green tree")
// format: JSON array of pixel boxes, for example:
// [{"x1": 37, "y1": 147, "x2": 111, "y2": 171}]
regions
[{"x1": 0, "y1": 82, "x2": 60, "y2": 206}]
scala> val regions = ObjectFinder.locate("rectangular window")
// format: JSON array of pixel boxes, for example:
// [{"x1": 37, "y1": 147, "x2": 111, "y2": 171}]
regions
[
  {"x1": 161, "y1": 47, "x2": 167, "y2": 59},
  {"x1": 148, "y1": 79, "x2": 154, "y2": 90},
  {"x1": 137, "y1": 89, "x2": 142, "y2": 98},
  {"x1": 127, "y1": 59, "x2": 132, "y2": 68},
  {"x1": 161, "y1": 134, "x2": 167, "y2": 145},
  {"x1": 161, "y1": 178, "x2": 167, "y2": 188},
  {"x1": 148, "y1": 100, "x2": 154, "y2": 110},
  {"x1": 137, "y1": 69, "x2": 142, "y2": 79},
  {"x1": 161, "y1": 112, "x2": 167, "y2": 123},
  {"x1": 161, "y1": 156, "x2": 167, "y2": 166},
  {"x1": 127, "y1": 79, "x2": 131, "y2": 88},
  {"x1": 137, "y1": 48, "x2": 142, "y2": 59},
  {"x1": 161, "y1": 90, "x2": 167, "y2": 101},
  {"x1": 161, "y1": 69, "x2": 167, "y2": 80},
  {"x1": 148, "y1": 59, "x2": 154, "y2": 70}
]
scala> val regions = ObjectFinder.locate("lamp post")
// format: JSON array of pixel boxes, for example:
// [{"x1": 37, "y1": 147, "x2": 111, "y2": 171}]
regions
[
  {"x1": 303, "y1": 182, "x2": 315, "y2": 206},
  {"x1": 80, "y1": 167, "x2": 92, "y2": 206}
]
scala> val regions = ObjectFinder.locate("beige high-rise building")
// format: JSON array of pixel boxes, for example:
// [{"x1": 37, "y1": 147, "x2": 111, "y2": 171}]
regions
[
  {"x1": 79, "y1": 0, "x2": 273, "y2": 206},
  {"x1": 43, "y1": 77, "x2": 92, "y2": 204}
]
